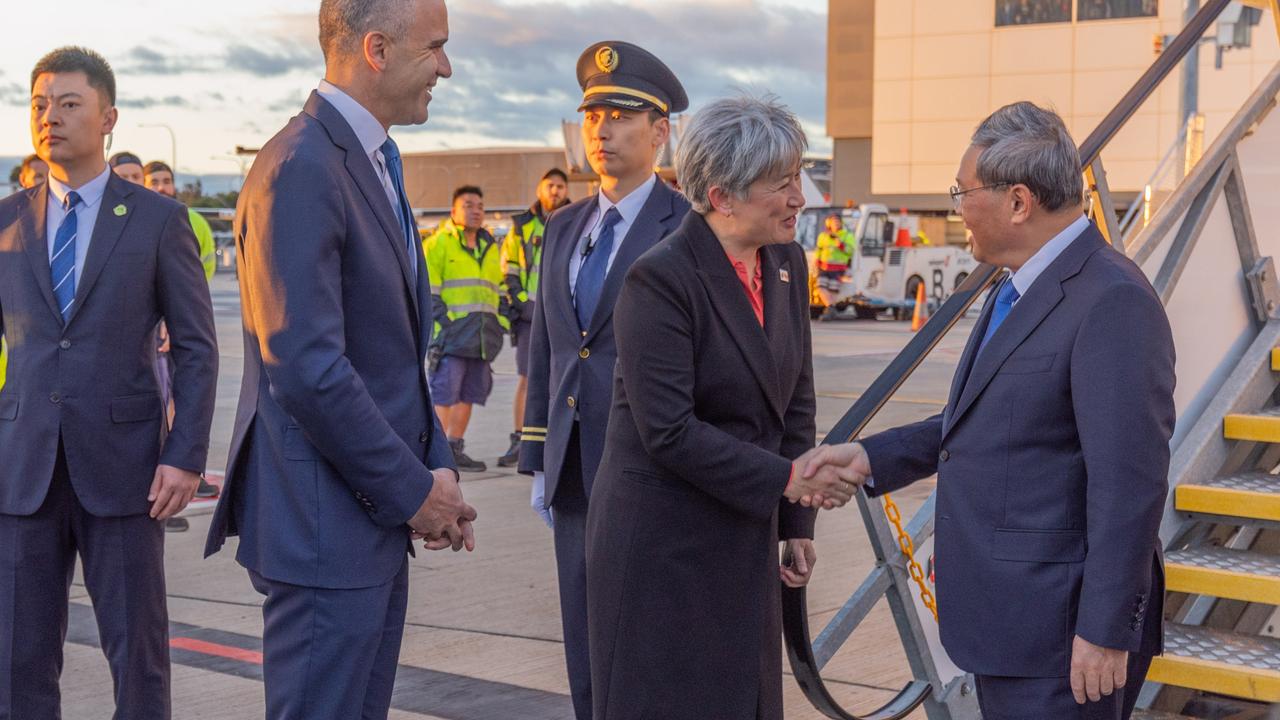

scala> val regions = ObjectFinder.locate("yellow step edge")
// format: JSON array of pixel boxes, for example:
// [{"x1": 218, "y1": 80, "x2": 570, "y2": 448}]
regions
[
  {"x1": 1164, "y1": 563, "x2": 1280, "y2": 605},
  {"x1": 1272, "y1": 347, "x2": 1280, "y2": 371},
  {"x1": 1175, "y1": 484, "x2": 1280, "y2": 523},
  {"x1": 1147, "y1": 655, "x2": 1280, "y2": 702},
  {"x1": 1224, "y1": 413, "x2": 1280, "y2": 443}
]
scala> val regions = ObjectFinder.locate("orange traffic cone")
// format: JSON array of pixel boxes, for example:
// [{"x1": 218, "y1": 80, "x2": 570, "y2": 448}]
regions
[
  {"x1": 911, "y1": 280, "x2": 928, "y2": 331},
  {"x1": 894, "y1": 208, "x2": 913, "y2": 247}
]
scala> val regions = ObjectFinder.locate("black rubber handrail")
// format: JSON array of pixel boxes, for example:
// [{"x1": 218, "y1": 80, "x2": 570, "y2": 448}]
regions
[{"x1": 784, "y1": 2, "x2": 1234, "y2": 716}]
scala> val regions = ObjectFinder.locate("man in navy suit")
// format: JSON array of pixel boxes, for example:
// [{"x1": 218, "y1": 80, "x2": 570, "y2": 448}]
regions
[
  {"x1": 204, "y1": 1, "x2": 477, "y2": 717},
  {"x1": 803, "y1": 102, "x2": 1175, "y2": 720},
  {"x1": 518, "y1": 41, "x2": 691, "y2": 719},
  {"x1": 0, "y1": 47, "x2": 218, "y2": 718}
]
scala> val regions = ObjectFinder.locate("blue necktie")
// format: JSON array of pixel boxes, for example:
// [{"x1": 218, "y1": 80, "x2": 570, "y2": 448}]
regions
[
  {"x1": 978, "y1": 277, "x2": 1020, "y2": 352},
  {"x1": 379, "y1": 138, "x2": 419, "y2": 272},
  {"x1": 51, "y1": 191, "x2": 82, "y2": 322},
  {"x1": 575, "y1": 207, "x2": 623, "y2": 330}
]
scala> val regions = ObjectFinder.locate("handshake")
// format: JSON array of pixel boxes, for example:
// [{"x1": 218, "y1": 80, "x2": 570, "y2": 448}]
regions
[
  {"x1": 407, "y1": 468, "x2": 479, "y2": 552},
  {"x1": 784, "y1": 442, "x2": 872, "y2": 510}
]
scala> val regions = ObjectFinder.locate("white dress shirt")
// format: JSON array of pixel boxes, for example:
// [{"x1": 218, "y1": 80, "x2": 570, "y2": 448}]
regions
[
  {"x1": 47, "y1": 165, "x2": 111, "y2": 286},
  {"x1": 568, "y1": 173, "x2": 659, "y2": 295},
  {"x1": 316, "y1": 80, "x2": 404, "y2": 236},
  {"x1": 1008, "y1": 214, "x2": 1090, "y2": 303}
]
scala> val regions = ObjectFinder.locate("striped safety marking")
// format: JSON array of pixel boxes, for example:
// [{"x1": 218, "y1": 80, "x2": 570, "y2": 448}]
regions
[{"x1": 170, "y1": 637, "x2": 263, "y2": 665}]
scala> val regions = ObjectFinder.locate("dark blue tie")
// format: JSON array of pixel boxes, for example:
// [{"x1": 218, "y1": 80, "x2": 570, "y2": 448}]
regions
[
  {"x1": 575, "y1": 207, "x2": 623, "y2": 330},
  {"x1": 379, "y1": 138, "x2": 419, "y2": 272},
  {"x1": 978, "y1": 277, "x2": 1020, "y2": 352},
  {"x1": 51, "y1": 191, "x2": 82, "y2": 322}
]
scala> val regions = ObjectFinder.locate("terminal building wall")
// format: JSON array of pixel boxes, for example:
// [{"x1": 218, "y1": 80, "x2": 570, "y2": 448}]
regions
[{"x1": 829, "y1": 0, "x2": 1280, "y2": 206}]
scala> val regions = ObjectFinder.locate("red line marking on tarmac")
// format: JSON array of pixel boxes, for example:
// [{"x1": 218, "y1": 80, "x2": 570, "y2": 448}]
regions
[{"x1": 170, "y1": 637, "x2": 263, "y2": 665}]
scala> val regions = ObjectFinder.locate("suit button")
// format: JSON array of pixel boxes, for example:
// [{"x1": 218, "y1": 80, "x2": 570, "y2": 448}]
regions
[
  {"x1": 59, "y1": 339, "x2": 71, "y2": 350},
  {"x1": 419, "y1": 431, "x2": 429, "y2": 444},
  {"x1": 579, "y1": 348, "x2": 590, "y2": 360},
  {"x1": 939, "y1": 449, "x2": 950, "y2": 462},
  {"x1": 567, "y1": 396, "x2": 577, "y2": 409},
  {"x1": 49, "y1": 392, "x2": 62, "y2": 404}
]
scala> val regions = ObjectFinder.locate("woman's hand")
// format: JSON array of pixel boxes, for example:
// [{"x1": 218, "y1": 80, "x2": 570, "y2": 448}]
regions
[
  {"x1": 785, "y1": 443, "x2": 869, "y2": 508},
  {"x1": 780, "y1": 539, "x2": 817, "y2": 588}
]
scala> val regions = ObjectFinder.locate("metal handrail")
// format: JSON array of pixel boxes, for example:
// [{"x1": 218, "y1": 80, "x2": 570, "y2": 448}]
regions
[{"x1": 783, "y1": 1, "x2": 1239, "y2": 716}]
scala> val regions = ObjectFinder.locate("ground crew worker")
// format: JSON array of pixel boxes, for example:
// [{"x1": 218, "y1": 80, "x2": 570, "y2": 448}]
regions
[
  {"x1": 815, "y1": 212, "x2": 854, "y2": 314},
  {"x1": 144, "y1": 161, "x2": 217, "y2": 280},
  {"x1": 497, "y1": 168, "x2": 570, "y2": 468},
  {"x1": 425, "y1": 185, "x2": 508, "y2": 473},
  {"x1": 0, "y1": 159, "x2": 45, "y2": 389}
]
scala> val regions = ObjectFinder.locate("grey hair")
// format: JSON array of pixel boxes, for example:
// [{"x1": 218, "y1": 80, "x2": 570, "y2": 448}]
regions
[
  {"x1": 319, "y1": 0, "x2": 414, "y2": 62},
  {"x1": 676, "y1": 94, "x2": 808, "y2": 215},
  {"x1": 971, "y1": 101, "x2": 1083, "y2": 212}
]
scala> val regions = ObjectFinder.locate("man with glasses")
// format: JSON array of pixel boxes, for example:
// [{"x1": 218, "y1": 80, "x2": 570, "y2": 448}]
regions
[{"x1": 802, "y1": 102, "x2": 1174, "y2": 720}]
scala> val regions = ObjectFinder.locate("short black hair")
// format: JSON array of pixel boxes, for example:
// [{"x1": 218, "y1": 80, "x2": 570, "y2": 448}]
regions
[
  {"x1": 109, "y1": 151, "x2": 142, "y2": 168},
  {"x1": 144, "y1": 160, "x2": 174, "y2": 177},
  {"x1": 453, "y1": 185, "x2": 483, "y2": 202},
  {"x1": 30, "y1": 46, "x2": 116, "y2": 106},
  {"x1": 21, "y1": 154, "x2": 45, "y2": 172},
  {"x1": 541, "y1": 168, "x2": 568, "y2": 183}
]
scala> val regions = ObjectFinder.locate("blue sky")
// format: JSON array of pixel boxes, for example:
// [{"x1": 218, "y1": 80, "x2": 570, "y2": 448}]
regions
[{"x1": 2, "y1": 0, "x2": 829, "y2": 174}]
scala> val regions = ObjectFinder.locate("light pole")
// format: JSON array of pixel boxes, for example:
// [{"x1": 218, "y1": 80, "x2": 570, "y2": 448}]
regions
[{"x1": 140, "y1": 123, "x2": 177, "y2": 173}]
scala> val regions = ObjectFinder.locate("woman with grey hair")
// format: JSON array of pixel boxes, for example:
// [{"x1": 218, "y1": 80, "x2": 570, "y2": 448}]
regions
[{"x1": 583, "y1": 95, "x2": 858, "y2": 719}]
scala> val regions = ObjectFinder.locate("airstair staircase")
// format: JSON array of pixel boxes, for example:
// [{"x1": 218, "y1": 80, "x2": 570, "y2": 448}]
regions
[{"x1": 786, "y1": 1, "x2": 1280, "y2": 718}]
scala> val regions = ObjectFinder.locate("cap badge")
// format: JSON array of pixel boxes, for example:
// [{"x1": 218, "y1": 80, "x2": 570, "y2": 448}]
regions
[{"x1": 595, "y1": 46, "x2": 620, "y2": 74}]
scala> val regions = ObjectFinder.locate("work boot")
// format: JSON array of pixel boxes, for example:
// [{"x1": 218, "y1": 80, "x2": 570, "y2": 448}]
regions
[
  {"x1": 194, "y1": 476, "x2": 220, "y2": 499},
  {"x1": 449, "y1": 438, "x2": 487, "y2": 473},
  {"x1": 497, "y1": 432, "x2": 521, "y2": 468}
]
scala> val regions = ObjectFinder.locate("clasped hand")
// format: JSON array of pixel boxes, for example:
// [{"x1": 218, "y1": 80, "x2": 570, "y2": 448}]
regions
[
  {"x1": 408, "y1": 468, "x2": 478, "y2": 552},
  {"x1": 785, "y1": 442, "x2": 872, "y2": 509}
]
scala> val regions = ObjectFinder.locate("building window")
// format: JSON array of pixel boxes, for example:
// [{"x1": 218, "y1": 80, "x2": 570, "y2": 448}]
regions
[
  {"x1": 1077, "y1": 0, "x2": 1158, "y2": 20},
  {"x1": 995, "y1": 0, "x2": 1072, "y2": 26}
]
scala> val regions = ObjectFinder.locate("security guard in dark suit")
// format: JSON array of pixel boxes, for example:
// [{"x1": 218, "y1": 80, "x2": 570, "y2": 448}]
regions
[{"x1": 519, "y1": 41, "x2": 689, "y2": 720}]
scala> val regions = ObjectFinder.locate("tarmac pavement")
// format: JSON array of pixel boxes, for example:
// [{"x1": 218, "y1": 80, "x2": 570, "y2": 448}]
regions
[{"x1": 61, "y1": 271, "x2": 976, "y2": 719}]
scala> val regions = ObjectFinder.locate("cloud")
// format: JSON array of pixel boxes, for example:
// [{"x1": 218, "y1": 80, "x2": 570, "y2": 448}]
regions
[
  {"x1": 116, "y1": 95, "x2": 191, "y2": 109},
  {"x1": 0, "y1": 82, "x2": 25, "y2": 107},
  {"x1": 224, "y1": 43, "x2": 321, "y2": 77},
  {"x1": 395, "y1": 0, "x2": 827, "y2": 147},
  {"x1": 116, "y1": 41, "x2": 320, "y2": 78}
]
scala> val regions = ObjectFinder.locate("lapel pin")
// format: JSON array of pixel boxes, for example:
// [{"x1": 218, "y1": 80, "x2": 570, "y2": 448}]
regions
[
  {"x1": 779, "y1": 268, "x2": 790, "y2": 284},
  {"x1": 113, "y1": 204, "x2": 127, "y2": 217}
]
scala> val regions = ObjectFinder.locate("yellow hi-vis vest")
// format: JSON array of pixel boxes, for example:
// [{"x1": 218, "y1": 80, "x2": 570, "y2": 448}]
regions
[
  {"x1": 816, "y1": 229, "x2": 855, "y2": 270},
  {"x1": 502, "y1": 208, "x2": 545, "y2": 303},
  {"x1": 424, "y1": 219, "x2": 509, "y2": 360}
]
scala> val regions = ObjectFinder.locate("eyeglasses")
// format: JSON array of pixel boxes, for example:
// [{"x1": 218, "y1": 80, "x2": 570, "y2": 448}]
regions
[{"x1": 948, "y1": 182, "x2": 1010, "y2": 211}]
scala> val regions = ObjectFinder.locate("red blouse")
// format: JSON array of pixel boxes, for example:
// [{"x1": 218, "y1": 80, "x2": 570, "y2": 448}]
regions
[{"x1": 726, "y1": 249, "x2": 765, "y2": 326}]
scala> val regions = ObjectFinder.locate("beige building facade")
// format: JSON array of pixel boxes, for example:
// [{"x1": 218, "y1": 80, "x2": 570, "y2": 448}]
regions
[{"x1": 829, "y1": 0, "x2": 1280, "y2": 209}]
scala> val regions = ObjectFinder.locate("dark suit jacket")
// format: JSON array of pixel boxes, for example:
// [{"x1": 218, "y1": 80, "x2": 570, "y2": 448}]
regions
[
  {"x1": 204, "y1": 92, "x2": 456, "y2": 589},
  {"x1": 585, "y1": 212, "x2": 817, "y2": 720},
  {"x1": 0, "y1": 173, "x2": 218, "y2": 516},
  {"x1": 862, "y1": 223, "x2": 1174, "y2": 678},
  {"x1": 518, "y1": 178, "x2": 689, "y2": 500}
]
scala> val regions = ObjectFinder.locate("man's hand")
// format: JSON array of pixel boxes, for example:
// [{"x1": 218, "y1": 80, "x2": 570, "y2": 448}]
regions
[
  {"x1": 148, "y1": 465, "x2": 202, "y2": 520},
  {"x1": 408, "y1": 468, "x2": 478, "y2": 552},
  {"x1": 780, "y1": 538, "x2": 817, "y2": 588},
  {"x1": 786, "y1": 443, "x2": 871, "y2": 509},
  {"x1": 1070, "y1": 634, "x2": 1128, "y2": 704}
]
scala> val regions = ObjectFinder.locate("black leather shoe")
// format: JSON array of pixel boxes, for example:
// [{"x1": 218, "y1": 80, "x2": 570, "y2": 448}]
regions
[{"x1": 497, "y1": 432, "x2": 520, "y2": 468}]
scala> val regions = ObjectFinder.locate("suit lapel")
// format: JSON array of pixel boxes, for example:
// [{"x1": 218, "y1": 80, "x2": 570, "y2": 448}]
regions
[
  {"x1": 306, "y1": 92, "x2": 419, "y2": 322},
  {"x1": 945, "y1": 226, "x2": 1107, "y2": 435},
  {"x1": 67, "y1": 174, "x2": 133, "y2": 326},
  {"x1": 19, "y1": 184, "x2": 62, "y2": 324},
  {"x1": 553, "y1": 201, "x2": 595, "y2": 333},
  {"x1": 685, "y1": 213, "x2": 784, "y2": 420},
  {"x1": 942, "y1": 280, "x2": 1001, "y2": 434},
  {"x1": 761, "y1": 246, "x2": 795, "y2": 411},
  {"x1": 583, "y1": 178, "x2": 676, "y2": 344}
]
